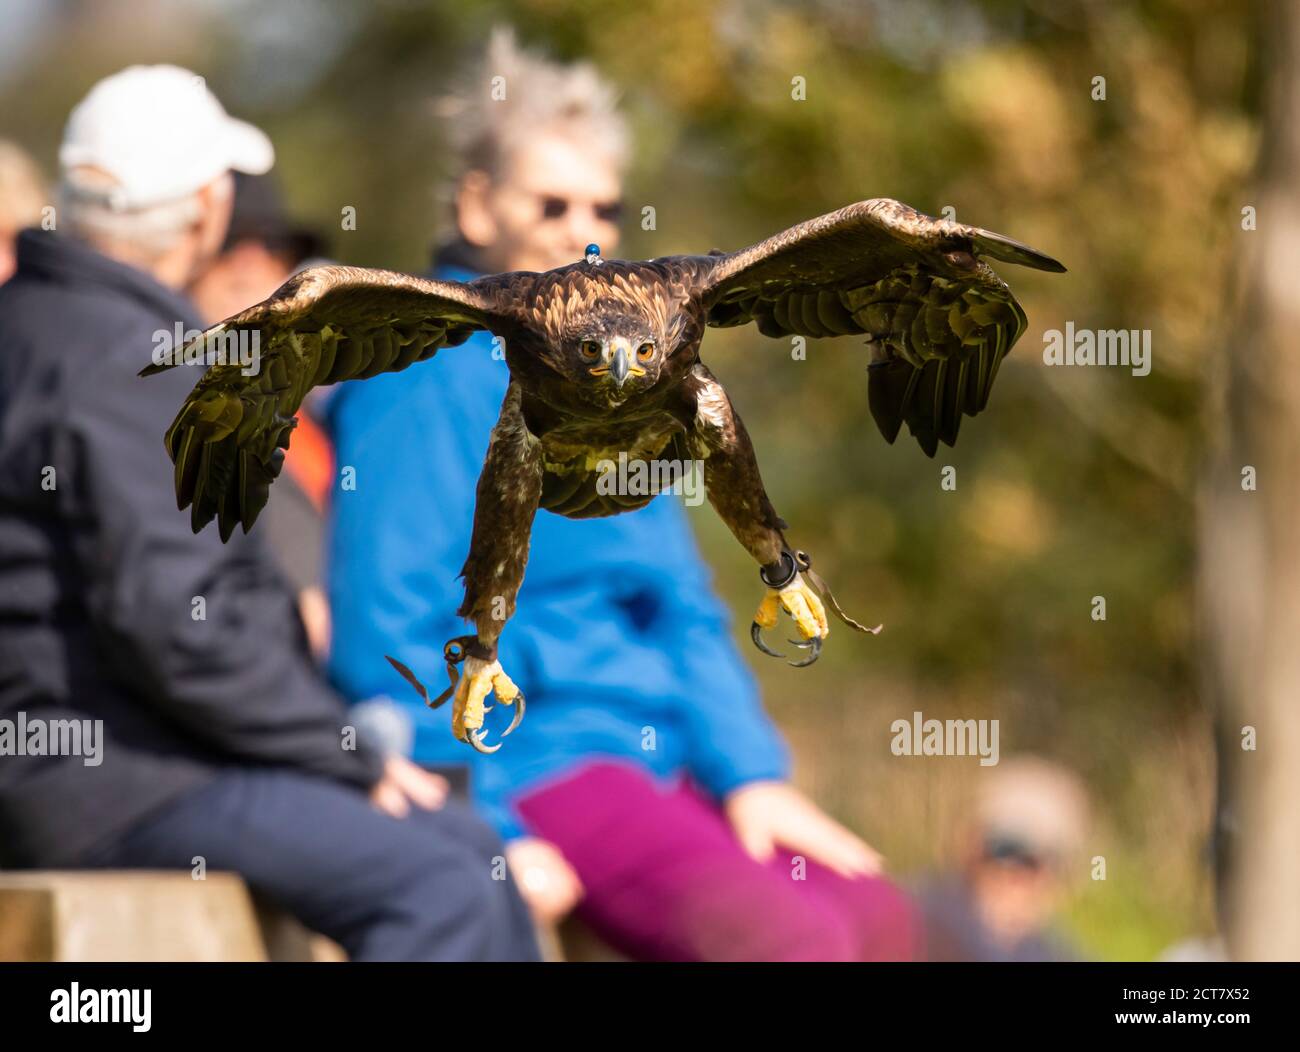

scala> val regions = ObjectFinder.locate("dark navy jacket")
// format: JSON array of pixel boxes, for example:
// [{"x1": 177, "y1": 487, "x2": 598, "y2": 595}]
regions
[
  {"x1": 325, "y1": 260, "x2": 790, "y2": 839},
  {"x1": 0, "y1": 230, "x2": 383, "y2": 866}
]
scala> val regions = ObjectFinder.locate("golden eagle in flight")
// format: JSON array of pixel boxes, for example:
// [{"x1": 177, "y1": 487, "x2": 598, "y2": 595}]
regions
[{"x1": 145, "y1": 199, "x2": 1063, "y2": 752}]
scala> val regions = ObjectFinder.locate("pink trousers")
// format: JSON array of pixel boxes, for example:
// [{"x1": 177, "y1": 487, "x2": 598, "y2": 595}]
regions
[{"x1": 515, "y1": 759, "x2": 919, "y2": 962}]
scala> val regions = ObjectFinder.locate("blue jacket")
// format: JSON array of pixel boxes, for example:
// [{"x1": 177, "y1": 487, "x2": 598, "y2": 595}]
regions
[{"x1": 325, "y1": 263, "x2": 789, "y2": 838}]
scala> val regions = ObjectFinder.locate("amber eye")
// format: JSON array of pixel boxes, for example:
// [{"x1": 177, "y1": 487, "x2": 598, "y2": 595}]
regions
[
  {"x1": 636, "y1": 342, "x2": 655, "y2": 361},
  {"x1": 580, "y1": 340, "x2": 602, "y2": 360}
]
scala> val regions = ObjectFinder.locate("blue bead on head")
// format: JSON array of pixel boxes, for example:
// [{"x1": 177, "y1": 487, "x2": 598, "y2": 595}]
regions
[{"x1": 584, "y1": 243, "x2": 602, "y2": 265}]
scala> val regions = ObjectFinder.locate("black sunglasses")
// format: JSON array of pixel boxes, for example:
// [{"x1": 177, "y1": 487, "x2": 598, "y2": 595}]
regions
[
  {"x1": 539, "y1": 195, "x2": 624, "y2": 224},
  {"x1": 983, "y1": 834, "x2": 1049, "y2": 872}
]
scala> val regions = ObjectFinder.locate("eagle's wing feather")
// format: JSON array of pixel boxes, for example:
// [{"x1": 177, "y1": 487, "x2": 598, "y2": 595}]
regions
[
  {"x1": 142, "y1": 265, "x2": 519, "y2": 539},
  {"x1": 693, "y1": 199, "x2": 1064, "y2": 456}
]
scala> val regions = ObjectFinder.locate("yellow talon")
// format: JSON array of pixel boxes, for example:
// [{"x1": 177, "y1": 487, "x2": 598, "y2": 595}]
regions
[
  {"x1": 781, "y1": 577, "x2": 829, "y2": 640},
  {"x1": 752, "y1": 575, "x2": 828, "y2": 640},
  {"x1": 451, "y1": 656, "x2": 524, "y2": 752},
  {"x1": 750, "y1": 572, "x2": 830, "y2": 667},
  {"x1": 386, "y1": 646, "x2": 526, "y2": 751}
]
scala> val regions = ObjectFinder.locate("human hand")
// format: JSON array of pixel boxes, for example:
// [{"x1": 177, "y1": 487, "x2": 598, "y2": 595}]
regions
[
  {"x1": 724, "y1": 781, "x2": 883, "y2": 879},
  {"x1": 506, "y1": 837, "x2": 585, "y2": 924},
  {"x1": 369, "y1": 755, "x2": 448, "y2": 818},
  {"x1": 297, "y1": 585, "x2": 332, "y2": 660}
]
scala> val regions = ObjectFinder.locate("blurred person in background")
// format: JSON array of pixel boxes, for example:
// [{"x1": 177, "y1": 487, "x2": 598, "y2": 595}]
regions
[
  {"x1": 915, "y1": 756, "x2": 1090, "y2": 961},
  {"x1": 0, "y1": 139, "x2": 48, "y2": 284},
  {"x1": 0, "y1": 65, "x2": 537, "y2": 962},
  {"x1": 188, "y1": 172, "x2": 325, "y2": 325},
  {"x1": 327, "y1": 30, "x2": 917, "y2": 961},
  {"x1": 189, "y1": 173, "x2": 335, "y2": 659}
]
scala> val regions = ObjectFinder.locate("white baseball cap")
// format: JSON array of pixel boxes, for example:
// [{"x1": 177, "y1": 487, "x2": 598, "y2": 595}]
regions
[{"x1": 60, "y1": 64, "x2": 274, "y2": 211}]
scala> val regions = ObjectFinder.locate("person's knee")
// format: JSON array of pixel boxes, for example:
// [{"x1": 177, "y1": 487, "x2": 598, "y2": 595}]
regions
[
  {"x1": 351, "y1": 843, "x2": 507, "y2": 960},
  {"x1": 411, "y1": 798, "x2": 508, "y2": 864}
]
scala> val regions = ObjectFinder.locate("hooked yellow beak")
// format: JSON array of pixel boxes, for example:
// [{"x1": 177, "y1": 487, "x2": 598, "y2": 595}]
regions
[
  {"x1": 610, "y1": 338, "x2": 632, "y2": 386},
  {"x1": 588, "y1": 337, "x2": 647, "y2": 388}
]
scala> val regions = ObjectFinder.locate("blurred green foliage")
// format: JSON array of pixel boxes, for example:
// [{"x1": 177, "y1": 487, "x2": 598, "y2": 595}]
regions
[{"x1": 0, "y1": 0, "x2": 1262, "y2": 958}]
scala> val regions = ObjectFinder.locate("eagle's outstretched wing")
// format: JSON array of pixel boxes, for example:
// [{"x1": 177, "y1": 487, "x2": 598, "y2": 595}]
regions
[
  {"x1": 141, "y1": 265, "x2": 519, "y2": 540},
  {"x1": 694, "y1": 199, "x2": 1064, "y2": 456}
]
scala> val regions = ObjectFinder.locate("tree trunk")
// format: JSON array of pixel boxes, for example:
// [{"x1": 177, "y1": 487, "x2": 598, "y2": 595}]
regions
[{"x1": 1198, "y1": 0, "x2": 1300, "y2": 962}]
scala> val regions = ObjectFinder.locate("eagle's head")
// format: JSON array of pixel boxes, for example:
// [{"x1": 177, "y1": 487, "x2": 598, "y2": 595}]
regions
[
  {"x1": 567, "y1": 310, "x2": 665, "y2": 407},
  {"x1": 532, "y1": 264, "x2": 683, "y2": 409}
]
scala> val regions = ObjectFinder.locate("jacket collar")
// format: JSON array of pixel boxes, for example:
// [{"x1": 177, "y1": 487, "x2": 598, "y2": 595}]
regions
[
  {"x1": 14, "y1": 228, "x2": 202, "y2": 325},
  {"x1": 430, "y1": 237, "x2": 487, "y2": 280}
]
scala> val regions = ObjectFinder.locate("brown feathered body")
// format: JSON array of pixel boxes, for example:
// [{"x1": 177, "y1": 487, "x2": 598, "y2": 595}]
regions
[
  {"x1": 447, "y1": 256, "x2": 789, "y2": 629},
  {"x1": 497, "y1": 259, "x2": 711, "y2": 516}
]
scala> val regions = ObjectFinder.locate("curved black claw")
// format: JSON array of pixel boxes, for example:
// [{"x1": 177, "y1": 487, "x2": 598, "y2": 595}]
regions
[
  {"x1": 503, "y1": 692, "x2": 525, "y2": 737},
  {"x1": 751, "y1": 620, "x2": 785, "y2": 659},
  {"x1": 466, "y1": 690, "x2": 524, "y2": 753},
  {"x1": 786, "y1": 635, "x2": 823, "y2": 668}
]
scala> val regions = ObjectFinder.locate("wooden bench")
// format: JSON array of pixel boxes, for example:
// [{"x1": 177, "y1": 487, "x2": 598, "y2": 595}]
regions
[
  {"x1": 0, "y1": 870, "x2": 618, "y2": 961},
  {"x1": 0, "y1": 871, "x2": 340, "y2": 962}
]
